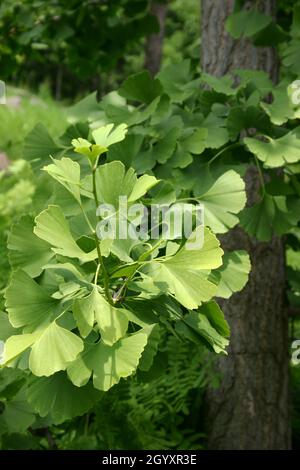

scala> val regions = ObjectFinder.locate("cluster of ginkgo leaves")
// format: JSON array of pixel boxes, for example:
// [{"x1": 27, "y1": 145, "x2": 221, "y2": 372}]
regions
[
  {"x1": 0, "y1": 107, "x2": 254, "y2": 423},
  {"x1": 3, "y1": 3, "x2": 300, "y2": 424}
]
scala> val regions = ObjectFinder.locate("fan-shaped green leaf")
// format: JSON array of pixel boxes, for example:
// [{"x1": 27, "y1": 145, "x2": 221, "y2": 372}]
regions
[
  {"x1": 175, "y1": 305, "x2": 229, "y2": 354},
  {"x1": 34, "y1": 205, "x2": 97, "y2": 262},
  {"x1": 27, "y1": 372, "x2": 101, "y2": 424},
  {"x1": 118, "y1": 70, "x2": 162, "y2": 104},
  {"x1": 226, "y1": 9, "x2": 272, "y2": 39},
  {"x1": 244, "y1": 128, "x2": 300, "y2": 167},
  {"x1": 5, "y1": 269, "x2": 61, "y2": 329},
  {"x1": 29, "y1": 322, "x2": 83, "y2": 376},
  {"x1": 43, "y1": 157, "x2": 81, "y2": 202},
  {"x1": 146, "y1": 228, "x2": 223, "y2": 309},
  {"x1": 68, "y1": 328, "x2": 150, "y2": 391},
  {"x1": 239, "y1": 194, "x2": 300, "y2": 240},
  {"x1": 8, "y1": 216, "x2": 53, "y2": 277},
  {"x1": 215, "y1": 251, "x2": 251, "y2": 299},
  {"x1": 73, "y1": 287, "x2": 128, "y2": 344},
  {"x1": 196, "y1": 170, "x2": 246, "y2": 234}
]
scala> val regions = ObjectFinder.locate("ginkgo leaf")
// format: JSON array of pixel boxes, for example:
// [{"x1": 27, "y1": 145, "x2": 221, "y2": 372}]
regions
[
  {"x1": 73, "y1": 287, "x2": 128, "y2": 344},
  {"x1": 72, "y1": 137, "x2": 104, "y2": 162},
  {"x1": 201, "y1": 111, "x2": 229, "y2": 149},
  {"x1": 29, "y1": 322, "x2": 83, "y2": 376},
  {"x1": 196, "y1": 170, "x2": 246, "y2": 233},
  {"x1": 146, "y1": 228, "x2": 223, "y2": 309},
  {"x1": 92, "y1": 123, "x2": 128, "y2": 150},
  {"x1": 215, "y1": 251, "x2": 251, "y2": 299},
  {"x1": 244, "y1": 128, "x2": 300, "y2": 167},
  {"x1": 175, "y1": 304, "x2": 229, "y2": 354},
  {"x1": 107, "y1": 134, "x2": 144, "y2": 170},
  {"x1": 27, "y1": 372, "x2": 101, "y2": 424},
  {"x1": 118, "y1": 70, "x2": 162, "y2": 103},
  {"x1": 239, "y1": 193, "x2": 300, "y2": 241},
  {"x1": 180, "y1": 128, "x2": 208, "y2": 155},
  {"x1": 128, "y1": 174, "x2": 159, "y2": 202},
  {"x1": 23, "y1": 123, "x2": 63, "y2": 170},
  {"x1": 226, "y1": 9, "x2": 272, "y2": 39},
  {"x1": 34, "y1": 205, "x2": 97, "y2": 262},
  {"x1": 67, "y1": 328, "x2": 150, "y2": 391},
  {"x1": 3, "y1": 331, "x2": 41, "y2": 365},
  {"x1": 5, "y1": 269, "x2": 61, "y2": 329},
  {"x1": 95, "y1": 161, "x2": 159, "y2": 207},
  {"x1": 95, "y1": 161, "x2": 136, "y2": 206},
  {"x1": 43, "y1": 157, "x2": 81, "y2": 203},
  {"x1": 201, "y1": 73, "x2": 237, "y2": 96},
  {"x1": 8, "y1": 216, "x2": 53, "y2": 277},
  {"x1": 0, "y1": 312, "x2": 16, "y2": 342},
  {"x1": 157, "y1": 60, "x2": 201, "y2": 102},
  {"x1": 261, "y1": 82, "x2": 300, "y2": 125},
  {"x1": 138, "y1": 324, "x2": 160, "y2": 372},
  {"x1": 227, "y1": 106, "x2": 271, "y2": 140},
  {"x1": 1, "y1": 390, "x2": 35, "y2": 434}
]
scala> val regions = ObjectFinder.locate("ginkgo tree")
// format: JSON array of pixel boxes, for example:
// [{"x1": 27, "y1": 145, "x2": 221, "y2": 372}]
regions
[
  {"x1": 5, "y1": 54, "x2": 300, "y2": 423},
  {"x1": 0, "y1": 117, "x2": 251, "y2": 422}
]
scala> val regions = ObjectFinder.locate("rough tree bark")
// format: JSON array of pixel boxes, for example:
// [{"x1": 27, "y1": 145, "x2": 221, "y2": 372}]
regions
[
  {"x1": 201, "y1": 0, "x2": 291, "y2": 450},
  {"x1": 144, "y1": 2, "x2": 167, "y2": 76}
]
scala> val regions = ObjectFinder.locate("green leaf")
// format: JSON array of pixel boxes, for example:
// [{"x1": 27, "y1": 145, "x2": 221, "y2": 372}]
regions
[
  {"x1": 73, "y1": 287, "x2": 128, "y2": 344},
  {"x1": 226, "y1": 9, "x2": 272, "y2": 39},
  {"x1": 27, "y1": 372, "x2": 101, "y2": 424},
  {"x1": 1, "y1": 391, "x2": 35, "y2": 433},
  {"x1": 180, "y1": 128, "x2": 208, "y2": 155},
  {"x1": 29, "y1": 321, "x2": 83, "y2": 376},
  {"x1": 202, "y1": 111, "x2": 229, "y2": 149},
  {"x1": 8, "y1": 216, "x2": 53, "y2": 277},
  {"x1": 95, "y1": 161, "x2": 136, "y2": 206},
  {"x1": 146, "y1": 228, "x2": 223, "y2": 309},
  {"x1": 72, "y1": 137, "x2": 104, "y2": 163},
  {"x1": 0, "y1": 312, "x2": 16, "y2": 341},
  {"x1": 3, "y1": 331, "x2": 41, "y2": 365},
  {"x1": 138, "y1": 324, "x2": 160, "y2": 372},
  {"x1": 95, "y1": 161, "x2": 159, "y2": 206},
  {"x1": 195, "y1": 170, "x2": 246, "y2": 234},
  {"x1": 244, "y1": 128, "x2": 300, "y2": 168},
  {"x1": 227, "y1": 106, "x2": 271, "y2": 140},
  {"x1": 261, "y1": 82, "x2": 300, "y2": 125},
  {"x1": 118, "y1": 70, "x2": 163, "y2": 104},
  {"x1": 175, "y1": 305, "x2": 229, "y2": 354},
  {"x1": 239, "y1": 194, "x2": 300, "y2": 241},
  {"x1": 43, "y1": 157, "x2": 81, "y2": 203},
  {"x1": 5, "y1": 269, "x2": 61, "y2": 329},
  {"x1": 200, "y1": 301, "x2": 230, "y2": 338},
  {"x1": 23, "y1": 123, "x2": 63, "y2": 170},
  {"x1": 215, "y1": 251, "x2": 251, "y2": 299},
  {"x1": 67, "y1": 328, "x2": 149, "y2": 391},
  {"x1": 201, "y1": 73, "x2": 236, "y2": 96},
  {"x1": 92, "y1": 123, "x2": 128, "y2": 151},
  {"x1": 128, "y1": 174, "x2": 159, "y2": 202},
  {"x1": 34, "y1": 205, "x2": 97, "y2": 262},
  {"x1": 157, "y1": 60, "x2": 200, "y2": 102},
  {"x1": 107, "y1": 134, "x2": 144, "y2": 169}
]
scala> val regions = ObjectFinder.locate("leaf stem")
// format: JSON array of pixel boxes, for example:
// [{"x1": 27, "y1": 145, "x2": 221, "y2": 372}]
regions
[
  {"x1": 80, "y1": 204, "x2": 94, "y2": 234},
  {"x1": 208, "y1": 141, "x2": 243, "y2": 166},
  {"x1": 91, "y1": 160, "x2": 113, "y2": 304},
  {"x1": 253, "y1": 153, "x2": 266, "y2": 195}
]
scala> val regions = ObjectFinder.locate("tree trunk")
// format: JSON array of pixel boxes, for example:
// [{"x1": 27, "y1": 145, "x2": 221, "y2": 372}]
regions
[
  {"x1": 201, "y1": 0, "x2": 291, "y2": 450},
  {"x1": 144, "y1": 2, "x2": 167, "y2": 76}
]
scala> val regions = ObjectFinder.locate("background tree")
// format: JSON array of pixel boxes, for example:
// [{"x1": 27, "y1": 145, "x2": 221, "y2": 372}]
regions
[
  {"x1": 201, "y1": 0, "x2": 290, "y2": 450},
  {"x1": 144, "y1": 1, "x2": 168, "y2": 76}
]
